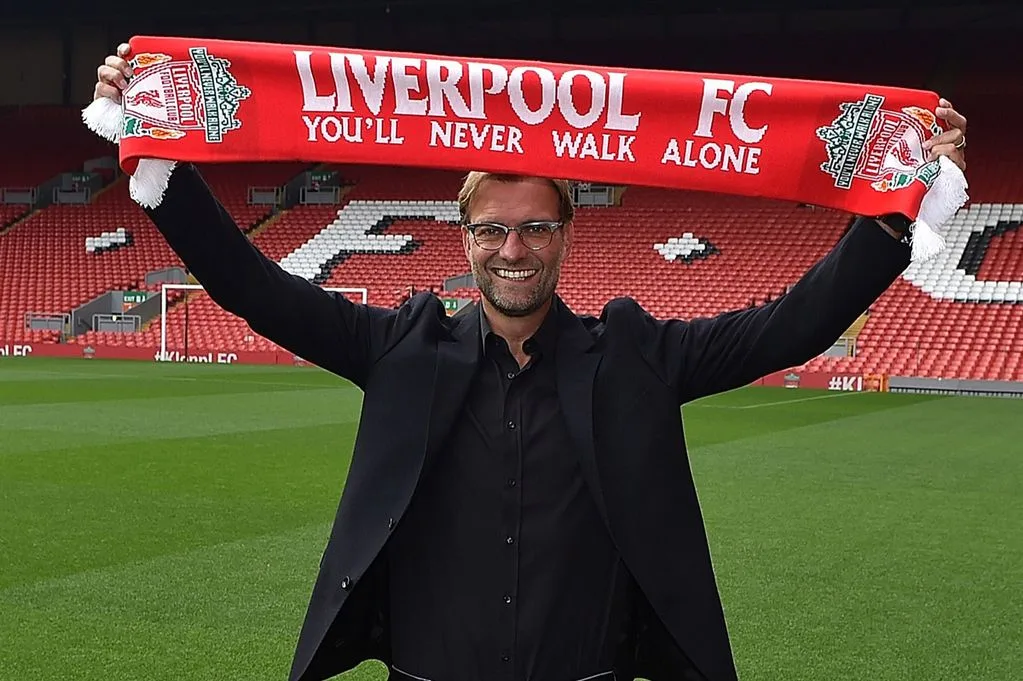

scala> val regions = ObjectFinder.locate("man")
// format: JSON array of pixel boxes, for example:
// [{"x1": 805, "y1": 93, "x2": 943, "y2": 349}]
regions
[{"x1": 96, "y1": 45, "x2": 967, "y2": 681}]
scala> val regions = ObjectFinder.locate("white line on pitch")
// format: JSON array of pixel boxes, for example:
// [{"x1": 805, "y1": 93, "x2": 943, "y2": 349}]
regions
[
  {"x1": 0, "y1": 369, "x2": 331, "y2": 390},
  {"x1": 158, "y1": 376, "x2": 340, "y2": 389},
  {"x1": 691, "y1": 391, "x2": 862, "y2": 409}
]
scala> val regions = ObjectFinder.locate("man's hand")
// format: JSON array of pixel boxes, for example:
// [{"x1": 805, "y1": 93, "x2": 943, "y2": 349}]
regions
[
  {"x1": 877, "y1": 97, "x2": 968, "y2": 239},
  {"x1": 924, "y1": 97, "x2": 967, "y2": 173},
  {"x1": 94, "y1": 43, "x2": 133, "y2": 103}
]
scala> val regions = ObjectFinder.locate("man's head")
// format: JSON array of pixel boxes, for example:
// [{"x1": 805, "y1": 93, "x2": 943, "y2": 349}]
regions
[{"x1": 458, "y1": 172, "x2": 575, "y2": 319}]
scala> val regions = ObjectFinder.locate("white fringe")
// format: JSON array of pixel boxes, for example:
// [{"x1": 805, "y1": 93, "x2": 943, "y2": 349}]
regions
[
  {"x1": 910, "y1": 155, "x2": 970, "y2": 263},
  {"x1": 908, "y1": 219, "x2": 946, "y2": 262},
  {"x1": 129, "y1": 159, "x2": 178, "y2": 209},
  {"x1": 82, "y1": 97, "x2": 177, "y2": 209},
  {"x1": 81, "y1": 97, "x2": 123, "y2": 143}
]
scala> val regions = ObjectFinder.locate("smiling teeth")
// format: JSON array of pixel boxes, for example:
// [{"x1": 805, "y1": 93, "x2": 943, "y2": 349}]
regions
[{"x1": 495, "y1": 268, "x2": 537, "y2": 280}]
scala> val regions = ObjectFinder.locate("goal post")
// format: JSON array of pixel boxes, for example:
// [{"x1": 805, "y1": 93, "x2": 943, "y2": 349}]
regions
[{"x1": 158, "y1": 283, "x2": 368, "y2": 362}]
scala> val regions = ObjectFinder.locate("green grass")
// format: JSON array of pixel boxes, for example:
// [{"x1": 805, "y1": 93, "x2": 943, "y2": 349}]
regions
[{"x1": 1, "y1": 358, "x2": 1020, "y2": 681}]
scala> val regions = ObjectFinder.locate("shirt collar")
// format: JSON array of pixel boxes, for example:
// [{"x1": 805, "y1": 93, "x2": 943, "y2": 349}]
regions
[{"x1": 480, "y1": 298, "x2": 559, "y2": 358}]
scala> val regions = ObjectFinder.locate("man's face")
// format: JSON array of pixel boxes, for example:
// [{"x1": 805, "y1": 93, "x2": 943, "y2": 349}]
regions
[{"x1": 462, "y1": 177, "x2": 572, "y2": 318}]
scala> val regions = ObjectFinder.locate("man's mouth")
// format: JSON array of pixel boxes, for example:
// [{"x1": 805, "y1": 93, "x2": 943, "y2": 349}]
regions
[{"x1": 493, "y1": 267, "x2": 539, "y2": 281}]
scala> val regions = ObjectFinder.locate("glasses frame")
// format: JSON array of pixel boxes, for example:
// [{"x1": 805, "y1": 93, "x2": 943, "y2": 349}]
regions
[{"x1": 463, "y1": 220, "x2": 564, "y2": 251}]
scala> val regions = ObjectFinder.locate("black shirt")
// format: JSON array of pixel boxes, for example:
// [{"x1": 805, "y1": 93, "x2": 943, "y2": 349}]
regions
[{"x1": 387, "y1": 304, "x2": 635, "y2": 681}]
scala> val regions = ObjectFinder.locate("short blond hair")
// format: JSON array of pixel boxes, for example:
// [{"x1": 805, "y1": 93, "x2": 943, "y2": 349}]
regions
[{"x1": 457, "y1": 172, "x2": 575, "y2": 224}]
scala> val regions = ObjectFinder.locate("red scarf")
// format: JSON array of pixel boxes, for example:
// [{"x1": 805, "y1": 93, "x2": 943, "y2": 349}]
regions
[{"x1": 83, "y1": 35, "x2": 967, "y2": 261}]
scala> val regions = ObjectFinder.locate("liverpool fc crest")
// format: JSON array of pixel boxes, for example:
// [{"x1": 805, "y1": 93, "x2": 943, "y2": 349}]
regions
[
  {"x1": 121, "y1": 47, "x2": 251, "y2": 143},
  {"x1": 816, "y1": 94, "x2": 942, "y2": 193}
]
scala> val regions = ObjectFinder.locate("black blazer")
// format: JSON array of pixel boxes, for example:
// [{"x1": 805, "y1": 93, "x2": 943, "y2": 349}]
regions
[{"x1": 147, "y1": 164, "x2": 911, "y2": 681}]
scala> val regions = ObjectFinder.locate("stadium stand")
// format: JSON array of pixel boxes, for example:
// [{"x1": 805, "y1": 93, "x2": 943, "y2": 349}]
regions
[
  {"x1": 0, "y1": 106, "x2": 113, "y2": 188},
  {"x1": 802, "y1": 92, "x2": 1023, "y2": 381},
  {"x1": 133, "y1": 167, "x2": 849, "y2": 354},
  {"x1": 2, "y1": 80, "x2": 1021, "y2": 381},
  {"x1": 0, "y1": 157, "x2": 310, "y2": 348},
  {"x1": 556, "y1": 189, "x2": 847, "y2": 321},
  {"x1": 0, "y1": 186, "x2": 172, "y2": 346},
  {"x1": 137, "y1": 166, "x2": 471, "y2": 353}
]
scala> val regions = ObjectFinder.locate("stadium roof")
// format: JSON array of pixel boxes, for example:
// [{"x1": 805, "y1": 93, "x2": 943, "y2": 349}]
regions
[{"x1": 6, "y1": 0, "x2": 1016, "y2": 24}]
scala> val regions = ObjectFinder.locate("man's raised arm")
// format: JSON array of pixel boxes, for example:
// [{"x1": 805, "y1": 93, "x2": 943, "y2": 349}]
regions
[
  {"x1": 94, "y1": 43, "x2": 409, "y2": 386},
  {"x1": 631, "y1": 217, "x2": 910, "y2": 404},
  {"x1": 637, "y1": 98, "x2": 967, "y2": 404},
  {"x1": 144, "y1": 164, "x2": 405, "y2": 386}
]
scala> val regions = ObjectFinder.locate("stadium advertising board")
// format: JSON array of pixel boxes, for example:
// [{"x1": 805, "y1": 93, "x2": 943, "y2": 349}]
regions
[
  {"x1": 0, "y1": 344, "x2": 34, "y2": 357},
  {"x1": 760, "y1": 370, "x2": 889, "y2": 392},
  {"x1": 0, "y1": 342, "x2": 274, "y2": 365},
  {"x1": 156, "y1": 350, "x2": 241, "y2": 364},
  {"x1": 1, "y1": 343, "x2": 888, "y2": 392},
  {"x1": 761, "y1": 370, "x2": 864, "y2": 391}
]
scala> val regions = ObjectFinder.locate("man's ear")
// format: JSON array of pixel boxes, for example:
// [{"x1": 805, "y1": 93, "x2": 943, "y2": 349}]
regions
[
  {"x1": 562, "y1": 220, "x2": 574, "y2": 260},
  {"x1": 462, "y1": 226, "x2": 472, "y2": 260}
]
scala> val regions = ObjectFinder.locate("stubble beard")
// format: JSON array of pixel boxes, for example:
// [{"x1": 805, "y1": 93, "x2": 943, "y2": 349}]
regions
[{"x1": 472, "y1": 256, "x2": 560, "y2": 318}]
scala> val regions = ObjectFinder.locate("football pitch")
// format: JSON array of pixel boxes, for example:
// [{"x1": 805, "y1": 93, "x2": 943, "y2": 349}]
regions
[{"x1": 1, "y1": 357, "x2": 1020, "y2": 681}]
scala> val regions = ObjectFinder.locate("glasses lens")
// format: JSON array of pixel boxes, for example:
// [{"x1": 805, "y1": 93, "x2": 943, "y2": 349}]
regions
[
  {"x1": 473, "y1": 225, "x2": 506, "y2": 249},
  {"x1": 519, "y1": 223, "x2": 555, "y2": 249}
]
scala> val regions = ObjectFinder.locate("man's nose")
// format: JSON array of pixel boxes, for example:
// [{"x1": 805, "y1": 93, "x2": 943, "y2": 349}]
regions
[{"x1": 499, "y1": 230, "x2": 530, "y2": 260}]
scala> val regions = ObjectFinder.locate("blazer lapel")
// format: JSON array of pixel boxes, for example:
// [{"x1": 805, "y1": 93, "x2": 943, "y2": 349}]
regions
[
  {"x1": 424, "y1": 301, "x2": 483, "y2": 459},
  {"x1": 552, "y1": 298, "x2": 611, "y2": 529}
]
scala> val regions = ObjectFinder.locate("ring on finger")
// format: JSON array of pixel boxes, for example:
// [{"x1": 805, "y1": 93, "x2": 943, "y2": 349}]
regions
[{"x1": 955, "y1": 134, "x2": 966, "y2": 149}]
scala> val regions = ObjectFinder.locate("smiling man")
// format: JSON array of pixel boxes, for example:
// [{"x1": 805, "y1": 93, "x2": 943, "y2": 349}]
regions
[
  {"x1": 458, "y1": 173, "x2": 574, "y2": 364},
  {"x1": 93, "y1": 42, "x2": 969, "y2": 681}
]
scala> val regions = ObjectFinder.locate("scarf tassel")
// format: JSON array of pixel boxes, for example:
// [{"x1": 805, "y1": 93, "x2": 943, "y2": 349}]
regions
[
  {"x1": 908, "y1": 155, "x2": 969, "y2": 262},
  {"x1": 82, "y1": 97, "x2": 177, "y2": 210}
]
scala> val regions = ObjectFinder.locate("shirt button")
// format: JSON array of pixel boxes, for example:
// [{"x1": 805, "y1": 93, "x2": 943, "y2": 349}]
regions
[
  {"x1": 503, "y1": 595, "x2": 512, "y2": 604},
  {"x1": 507, "y1": 479, "x2": 517, "y2": 487},
  {"x1": 501, "y1": 654, "x2": 510, "y2": 663},
  {"x1": 340, "y1": 576, "x2": 351, "y2": 590},
  {"x1": 387, "y1": 517, "x2": 395, "y2": 531},
  {"x1": 506, "y1": 371, "x2": 515, "y2": 379},
  {"x1": 506, "y1": 535, "x2": 515, "y2": 545},
  {"x1": 507, "y1": 421, "x2": 516, "y2": 430}
]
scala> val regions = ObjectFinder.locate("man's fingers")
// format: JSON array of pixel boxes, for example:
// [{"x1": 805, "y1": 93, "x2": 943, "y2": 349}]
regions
[
  {"x1": 104, "y1": 54, "x2": 133, "y2": 78},
  {"x1": 98, "y1": 63, "x2": 128, "y2": 89},
  {"x1": 98, "y1": 62, "x2": 121, "y2": 79},
  {"x1": 93, "y1": 44, "x2": 133, "y2": 102},
  {"x1": 926, "y1": 143, "x2": 966, "y2": 171},
  {"x1": 93, "y1": 81, "x2": 122, "y2": 103},
  {"x1": 935, "y1": 104, "x2": 968, "y2": 132},
  {"x1": 923, "y1": 128, "x2": 964, "y2": 151},
  {"x1": 927, "y1": 142, "x2": 958, "y2": 158}
]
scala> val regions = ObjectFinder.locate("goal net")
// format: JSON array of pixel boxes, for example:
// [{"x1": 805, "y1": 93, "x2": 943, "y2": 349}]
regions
[{"x1": 157, "y1": 283, "x2": 368, "y2": 362}]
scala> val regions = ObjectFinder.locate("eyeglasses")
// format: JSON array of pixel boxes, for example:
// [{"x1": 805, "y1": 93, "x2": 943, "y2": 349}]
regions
[{"x1": 464, "y1": 220, "x2": 563, "y2": 251}]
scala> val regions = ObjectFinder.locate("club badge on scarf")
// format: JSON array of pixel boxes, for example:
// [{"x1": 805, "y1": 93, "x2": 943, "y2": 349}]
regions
[{"x1": 83, "y1": 35, "x2": 968, "y2": 262}]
